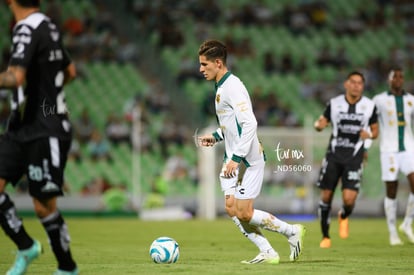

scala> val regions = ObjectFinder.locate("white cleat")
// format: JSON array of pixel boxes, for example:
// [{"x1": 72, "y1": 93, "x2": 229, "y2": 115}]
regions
[
  {"x1": 389, "y1": 234, "x2": 403, "y2": 246},
  {"x1": 241, "y1": 252, "x2": 280, "y2": 264},
  {"x1": 399, "y1": 223, "x2": 414, "y2": 244},
  {"x1": 288, "y1": 224, "x2": 306, "y2": 261}
]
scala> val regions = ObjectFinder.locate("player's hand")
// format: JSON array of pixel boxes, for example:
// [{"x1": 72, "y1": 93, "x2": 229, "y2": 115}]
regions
[
  {"x1": 198, "y1": 135, "x2": 216, "y2": 147},
  {"x1": 314, "y1": 115, "x2": 328, "y2": 131},
  {"x1": 223, "y1": 160, "x2": 239, "y2": 178},
  {"x1": 360, "y1": 129, "x2": 373, "y2": 140}
]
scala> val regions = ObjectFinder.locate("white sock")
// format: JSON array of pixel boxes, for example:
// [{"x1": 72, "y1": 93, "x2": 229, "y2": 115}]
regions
[
  {"x1": 384, "y1": 197, "x2": 397, "y2": 234},
  {"x1": 403, "y1": 193, "x2": 414, "y2": 226},
  {"x1": 231, "y1": 216, "x2": 275, "y2": 255},
  {"x1": 249, "y1": 209, "x2": 295, "y2": 237}
]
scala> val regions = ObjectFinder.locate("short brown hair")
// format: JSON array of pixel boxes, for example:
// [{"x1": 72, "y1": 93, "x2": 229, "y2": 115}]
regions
[
  {"x1": 346, "y1": 71, "x2": 365, "y2": 82},
  {"x1": 16, "y1": 0, "x2": 40, "y2": 7},
  {"x1": 198, "y1": 40, "x2": 227, "y2": 64}
]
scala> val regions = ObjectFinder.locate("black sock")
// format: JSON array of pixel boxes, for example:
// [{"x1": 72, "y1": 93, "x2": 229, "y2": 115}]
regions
[
  {"x1": 319, "y1": 201, "x2": 331, "y2": 238},
  {"x1": 41, "y1": 211, "x2": 76, "y2": 271},
  {"x1": 340, "y1": 205, "x2": 354, "y2": 219},
  {"x1": 0, "y1": 193, "x2": 33, "y2": 250}
]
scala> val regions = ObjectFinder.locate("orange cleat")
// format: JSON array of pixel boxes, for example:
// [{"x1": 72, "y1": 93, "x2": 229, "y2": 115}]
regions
[
  {"x1": 338, "y1": 212, "x2": 349, "y2": 239},
  {"x1": 319, "y1": 238, "x2": 331, "y2": 248}
]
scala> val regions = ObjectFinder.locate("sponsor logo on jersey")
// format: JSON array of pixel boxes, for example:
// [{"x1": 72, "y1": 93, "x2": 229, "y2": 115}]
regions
[
  {"x1": 17, "y1": 25, "x2": 32, "y2": 35},
  {"x1": 216, "y1": 94, "x2": 220, "y2": 103},
  {"x1": 13, "y1": 35, "x2": 31, "y2": 44}
]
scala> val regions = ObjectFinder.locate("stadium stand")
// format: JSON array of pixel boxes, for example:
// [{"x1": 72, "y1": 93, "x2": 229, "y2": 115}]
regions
[{"x1": 1, "y1": 0, "x2": 413, "y2": 203}]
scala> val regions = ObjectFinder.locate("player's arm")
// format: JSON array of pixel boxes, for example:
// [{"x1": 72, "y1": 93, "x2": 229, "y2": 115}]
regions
[
  {"x1": 64, "y1": 62, "x2": 76, "y2": 85},
  {"x1": 0, "y1": 66, "x2": 26, "y2": 88},
  {"x1": 314, "y1": 102, "x2": 331, "y2": 131},
  {"x1": 314, "y1": 115, "x2": 329, "y2": 131},
  {"x1": 361, "y1": 106, "x2": 379, "y2": 140},
  {"x1": 364, "y1": 122, "x2": 378, "y2": 139}
]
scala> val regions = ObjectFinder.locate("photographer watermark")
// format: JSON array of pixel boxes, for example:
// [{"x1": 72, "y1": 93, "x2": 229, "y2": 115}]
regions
[{"x1": 274, "y1": 142, "x2": 312, "y2": 173}]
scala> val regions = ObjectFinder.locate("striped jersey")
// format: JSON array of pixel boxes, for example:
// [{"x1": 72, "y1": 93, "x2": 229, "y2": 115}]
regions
[
  {"x1": 7, "y1": 12, "x2": 72, "y2": 141},
  {"x1": 322, "y1": 94, "x2": 377, "y2": 161},
  {"x1": 212, "y1": 72, "x2": 264, "y2": 166},
  {"x1": 373, "y1": 91, "x2": 414, "y2": 152}
]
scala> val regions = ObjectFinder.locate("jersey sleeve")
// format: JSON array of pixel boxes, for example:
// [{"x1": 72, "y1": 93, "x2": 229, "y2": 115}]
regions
[
  {"x1": 369, "y1": 105, "x2": 378, "y2": 125},
  {"x1": 9, "y1": 24, "x2": 37, "y2": 69},
  {"x1": 322, "y1": 102, "x2": 331, "y2": 122}
]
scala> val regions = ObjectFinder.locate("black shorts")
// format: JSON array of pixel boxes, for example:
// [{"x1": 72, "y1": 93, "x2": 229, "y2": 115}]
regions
[
  {"x1": 316, "y1": 153, "x2": 363, "y2": 192},
  {"x1": 0, "y1": 135, "x2": 71, "y2": 199}
]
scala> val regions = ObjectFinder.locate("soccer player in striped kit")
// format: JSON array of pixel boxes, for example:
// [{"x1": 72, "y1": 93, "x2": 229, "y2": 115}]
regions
[
  {"x1": 314, "y1": 71, "x2": 378, "y2": 248},
  {"x1": 197, "y1": 39, "x2": 305, "y2": 264},
  {"x1": 0, "y1": 0, "x2": 78, "y2": 274},
  {"x1": 373, "y1": 68, "x2": 414, "y2": 246}
]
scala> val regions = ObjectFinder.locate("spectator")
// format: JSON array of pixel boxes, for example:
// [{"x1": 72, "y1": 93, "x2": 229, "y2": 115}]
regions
[
  {"x1": 74, "y1": 108, "x2": 96, "y2": 144},
  {"x1": 87, "y1": 129, "x2": 113, "y2": 162},
  {"x1": 105, "y1": 112, "x2": 131, "y2": 146}
]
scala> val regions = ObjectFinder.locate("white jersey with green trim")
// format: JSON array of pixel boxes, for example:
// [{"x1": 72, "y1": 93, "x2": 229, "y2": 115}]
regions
[
  {"x1": 373, "y1": 91, "x2": 414, "y2": 153},
  {"x1": 213, "y1": 72, "x2": 264, "y2": 166}
]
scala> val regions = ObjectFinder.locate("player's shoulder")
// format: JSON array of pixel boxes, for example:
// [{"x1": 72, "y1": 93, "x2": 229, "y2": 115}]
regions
[
  {"x1": 330, "y1": 94, "x2": 345, "y2": 104},
  {"x1": 222, "y1": 73, "x2": 246, "y2": 91},
  {"x1": 404, "y1": 92, "x2": 414, "y2": 99},
  {"x1": 372, "y1": 91, "x2": 390, "y2": 104},
  {"x1": 358, "y1": 95, "x2": 376, "y2": 109},
  {"x1": 15, "y1": 12, "x2": 48, "y2": 32}
]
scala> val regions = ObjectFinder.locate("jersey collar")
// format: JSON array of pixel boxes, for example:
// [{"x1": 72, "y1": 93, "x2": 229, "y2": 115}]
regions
[
  {"x1": 387, "y1": 90, "x2": 406, "y2": 96},
  {"x1": 215, "y1": 71, "x2": 232, "y2": 91}
]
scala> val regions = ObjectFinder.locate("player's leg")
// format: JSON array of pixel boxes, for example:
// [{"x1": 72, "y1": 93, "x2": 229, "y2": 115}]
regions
[
  {"x1": 399, "y1": 171, "x2": 414, "y2": 243},
  {"x1": 384, "y1": 181, "x2": 402, "y2": 245},
  {"x1": 339, "y1": 188, "x2": 358, "y2": 239},
  {"x1": 319, "y1": 189, "x2": 334, "y2": 247},
  {"x1": 33, "y1": 197, "x2": 77, "y2": 273},
  {"x1": 27, "y1": 137, "x2": 78, "y2": 274},
  {"x1": 0, "y1": 136, "x2": 42, "y2": 275},
  {"x1": 235, "y1": 162, "x2": 305, "y2": 262},
  {"x1": 338, "y1": 156, "x2": 364, "y2": 239},
  {"x1": 380, "y1": 152, "x2": 402, "y2": 245},
  {"x1": 316, "y1": 156, "x2": 339, "y2": 247},
  {"x1": 397, "y1": 152, "x2": 414, "y2": 243},
  {"x1": 221, "y1": 175, "x2": 277, "y2": 264}
]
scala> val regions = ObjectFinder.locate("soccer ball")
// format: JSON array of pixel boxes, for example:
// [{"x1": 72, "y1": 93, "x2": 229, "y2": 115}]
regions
[{"x1": 149, "y1": 236, "x2": 180, "y2": 264}]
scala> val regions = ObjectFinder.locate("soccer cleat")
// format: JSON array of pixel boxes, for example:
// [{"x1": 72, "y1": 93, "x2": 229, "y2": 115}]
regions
[
  {"x1": 288, "y1": 224, "x2": 306, "y2": 261},
  {"x1": 319, "y1": 237, "x2": 331, "y2": 248},
  {"x1": 399, "y1": 223, "x2": 414, "y2": 243},
  {"x1": 53, "y1": 268, "x2": 79, "y2": 275},
  {"x1": 389, "y1": 234, "x2": 403, "y2": 246},
  {"x1": 338, "y1": 212, "x2": 349, "y2": 239},
  {"x1": 6, "y1": 240, "x2": 43, "y2": 275},
  {"x1": 241, "y1": 252, "x2": 280, "y2": 264}
]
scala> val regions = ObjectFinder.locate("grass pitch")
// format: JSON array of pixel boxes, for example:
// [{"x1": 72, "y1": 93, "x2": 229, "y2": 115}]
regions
[{"x1": 1, "y1": 216, "x2": 413, "y2": 274}]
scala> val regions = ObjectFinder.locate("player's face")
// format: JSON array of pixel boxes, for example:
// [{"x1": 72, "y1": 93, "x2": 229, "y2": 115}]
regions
[
  {"x1": 199, "y1": 55, "x2": 219, "y2": 81},
  {"x1": 344, "y1": 75, "x2": 364, "y2": 98},
  {"x1": 389, "y1": 70, "x2": 404, "y2": 91}
]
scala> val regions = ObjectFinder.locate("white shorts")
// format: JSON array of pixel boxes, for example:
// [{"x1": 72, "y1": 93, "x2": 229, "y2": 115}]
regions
[
  {"x1": 219, "y1": 162, "x2": 239, "y2": 196},
  {"x1": 235, "y1": 160, "x2": 265, "y2": 200},
  {"x1": 380, "y1": 151, "x2": 414, "y2": 181}
]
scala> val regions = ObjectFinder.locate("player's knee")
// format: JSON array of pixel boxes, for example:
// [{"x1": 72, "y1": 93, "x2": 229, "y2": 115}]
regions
[
  {"x1": 236, "y1": 210, "x2": 253, "y2": 222},
  {"x1": 33, "y1": 199, "x2": 56, "y2": 218}
]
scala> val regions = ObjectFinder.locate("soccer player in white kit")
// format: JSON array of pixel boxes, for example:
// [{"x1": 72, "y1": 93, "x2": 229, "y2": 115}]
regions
[
  {"x1": 373, "y1": 68, "x2": 414, "y2": 245},
  {"x1": 197, "y1": 40, "x2": 305, "y2": 264}
]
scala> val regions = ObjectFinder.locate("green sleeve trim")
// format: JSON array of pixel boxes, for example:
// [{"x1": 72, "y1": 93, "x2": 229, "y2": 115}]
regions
[
  {"x1": 231, "y1": 154, "x2": 243, "y2": 163},
  {"x1": 213, "y1": 132, "x2": 223, "y2": 142}
]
